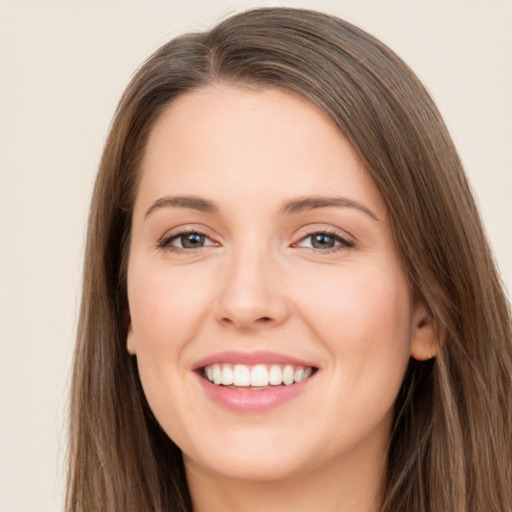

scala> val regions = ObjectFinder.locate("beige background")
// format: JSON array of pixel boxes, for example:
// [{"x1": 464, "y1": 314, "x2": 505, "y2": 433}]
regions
[{"x1": 1, "y1": 1, "x2": 510, "y2": 511}]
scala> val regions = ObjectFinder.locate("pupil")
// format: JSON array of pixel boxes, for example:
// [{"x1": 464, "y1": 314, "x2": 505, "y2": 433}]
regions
[
  {"x1": 312, "y1": 234, "x2": 334, "y2": 249},
  {"x1": 183, "y1": 233, "x2": 204, "y2": 248}
]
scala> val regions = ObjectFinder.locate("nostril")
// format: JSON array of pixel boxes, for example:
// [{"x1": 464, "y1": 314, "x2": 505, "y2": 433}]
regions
[
  {"x1": 258, "y1": 317, "x2": 272, "y2": 322},
  {"x1": 220, "y1": 315, "x2": 274, "y2": 329}
]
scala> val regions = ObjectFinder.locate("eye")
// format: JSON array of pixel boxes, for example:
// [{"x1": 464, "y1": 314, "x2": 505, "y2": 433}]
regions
[
  {"x1": 159, "y1": 231, "x2": 216, "y2": 251},
  {"x1": 296, "y1": 231, "x2": 354, "y2": 251}
]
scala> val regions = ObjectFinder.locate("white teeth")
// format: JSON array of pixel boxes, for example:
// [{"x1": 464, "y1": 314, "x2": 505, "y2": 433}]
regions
[
  {"x1": 282, "y1": 365, "x2": 295, "y2": 385},
  {"x1": 204, "y1": 363, "x2": 314, "y2": 387},
  {"x1": 221, "y1": 365, "x2": 234, "y2": 385},
  {"x1": 268, "y1": 364, "x2": 283, "y2": 385},
  {"x1": 212, "y1": 364, "x2": 222, "y2": 385},
  {"x1": 251, "y1": 365, "x2": 269, "y2": 386},
  {"x1": 233, "y1": 364, "x2": 251, "y2": 386}
]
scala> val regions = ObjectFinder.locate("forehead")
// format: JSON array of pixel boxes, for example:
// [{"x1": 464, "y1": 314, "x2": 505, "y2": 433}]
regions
[{"x1": 136, "y1": 84, "x2": 386, "y2": 218}]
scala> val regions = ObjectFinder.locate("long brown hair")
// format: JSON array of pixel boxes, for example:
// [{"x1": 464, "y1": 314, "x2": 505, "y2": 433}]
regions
[{"x1": 67, "y1": 8, "x2": 512, "y2": 511}]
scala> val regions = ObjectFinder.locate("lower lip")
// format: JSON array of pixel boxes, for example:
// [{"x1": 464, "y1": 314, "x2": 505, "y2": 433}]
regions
[{"x1": 195, "y1": 373, "x2": 314, "y2": 413}]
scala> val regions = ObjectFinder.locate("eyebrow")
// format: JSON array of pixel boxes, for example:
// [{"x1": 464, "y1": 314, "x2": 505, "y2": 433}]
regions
[
  {"x1": 144, "y1": 194, "x2": 379, "y2": 221},
  {"x1": 145, "y1": 195, "x2": 218, "y2": 218},
  {"x1": 280, "y1": 196, "x2": 380, "y2": 221}
]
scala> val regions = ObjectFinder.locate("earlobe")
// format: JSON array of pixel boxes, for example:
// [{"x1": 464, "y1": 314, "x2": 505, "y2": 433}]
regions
[
  {"x1": 410, "y1": 303, "x2": 441, "y2": 361},
  {"x1": 126, "y1": 326, "x2": 136, "y2": 355}
]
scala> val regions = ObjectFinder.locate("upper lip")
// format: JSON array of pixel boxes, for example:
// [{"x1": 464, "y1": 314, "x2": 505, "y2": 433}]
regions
[{"x1": 192, "y1": 350, "x2": 317, "y2": 371}]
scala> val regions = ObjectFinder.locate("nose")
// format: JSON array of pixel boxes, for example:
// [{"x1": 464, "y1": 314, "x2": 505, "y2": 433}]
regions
[{"x1": 215, "y1": 246, "x2": 289, "y2": 331}]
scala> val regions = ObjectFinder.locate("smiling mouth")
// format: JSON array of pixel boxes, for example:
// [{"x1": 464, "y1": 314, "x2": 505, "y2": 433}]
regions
[{"x1": 202, "y1": 363, "x2": 316, "y2": 389}]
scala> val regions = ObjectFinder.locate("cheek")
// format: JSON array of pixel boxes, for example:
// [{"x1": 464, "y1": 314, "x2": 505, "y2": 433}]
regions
[
  {"x1": 126, "y1": 264, "x2": 217, "y2": 439},
  {"x1": 302, "y1": 265, "x2": 411, "y2": 325},
  {"x1": 128, "y1": 263, "x2": 215, "y2": 352},
  {"x1": 295, "y1": 263, "x2": 413, "y2": 382}
]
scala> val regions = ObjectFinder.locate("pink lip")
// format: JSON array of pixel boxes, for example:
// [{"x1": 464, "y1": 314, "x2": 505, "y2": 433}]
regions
[
  {"x1": 194, "y1": 373, "x2": 315, "y2": 413},
  {"x1": 192, "y1": 351, "x2": 318, "y2": 413},
  {"x1": 192, "y1": 350, "x2": 315, "y2": 370}
]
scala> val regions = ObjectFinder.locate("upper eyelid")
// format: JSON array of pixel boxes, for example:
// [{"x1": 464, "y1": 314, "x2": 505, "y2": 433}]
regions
[
  {"x1": 159, "y1": 224, "x2": 215, "y2": 239},
  {"x1": 294, "y1": 232, "x2": 354, "y2": 249},
  {"x1": 292, "y1": 224, "x2": 355, "y2": 242}
]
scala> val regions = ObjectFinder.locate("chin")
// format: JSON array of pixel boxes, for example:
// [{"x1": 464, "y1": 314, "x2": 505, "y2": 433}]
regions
[{"x1": 185, "y1": 447, "x2": 313, "y2": 483}]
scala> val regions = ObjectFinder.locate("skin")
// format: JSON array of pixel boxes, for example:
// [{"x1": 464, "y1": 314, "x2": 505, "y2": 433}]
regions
[{"x1": 126, "y1": 85, "x2": 438, "y2": 512}]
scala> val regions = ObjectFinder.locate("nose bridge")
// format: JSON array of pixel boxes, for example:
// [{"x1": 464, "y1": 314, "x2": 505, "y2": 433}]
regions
[{"x1": 216, "y1": 236, "x2": 288, "y2": 330}]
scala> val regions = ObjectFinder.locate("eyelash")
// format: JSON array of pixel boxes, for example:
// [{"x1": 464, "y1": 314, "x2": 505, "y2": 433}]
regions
[
  {"x1": 294, "y1": 230, "x2": 355, "y2": 253},
  {"x1": 157, "y1": 229, "x2": 217, "y2": 253},
  {"x1": 157, "y1": 228, "x2": 354, "y2": 254}
]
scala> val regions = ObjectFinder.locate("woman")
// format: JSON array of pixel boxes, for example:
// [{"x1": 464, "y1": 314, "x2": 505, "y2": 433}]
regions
[{"x1": 66, "y1": 7, "x2": 512, "y2": 512}]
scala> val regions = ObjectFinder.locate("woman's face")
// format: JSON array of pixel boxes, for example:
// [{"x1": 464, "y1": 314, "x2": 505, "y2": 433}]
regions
[{"x1": 127, "y1": 85, "x2": 432, "y2": 483}]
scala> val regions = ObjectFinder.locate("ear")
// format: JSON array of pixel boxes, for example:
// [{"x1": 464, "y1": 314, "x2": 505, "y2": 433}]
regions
[
  {"x1": 125, "y1": 311, "x2": 136, "y2": 355},
  {"x1": 410, "y1": 302, "x2": 441, "y2": 361}
]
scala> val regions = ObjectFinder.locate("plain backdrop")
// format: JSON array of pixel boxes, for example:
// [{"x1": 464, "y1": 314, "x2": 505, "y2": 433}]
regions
[{"x1": 1, "y1": 1, "x2": 511, "y2": 511}]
